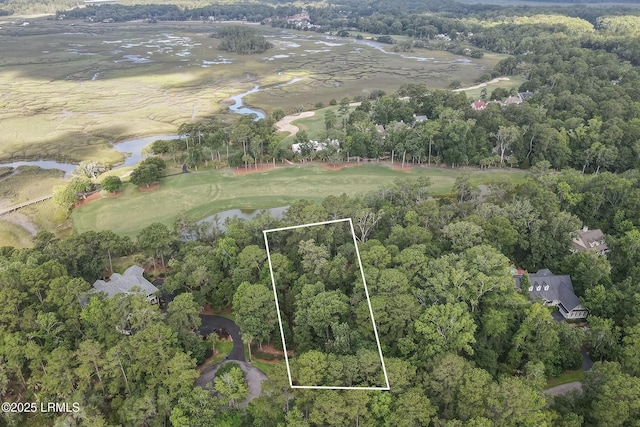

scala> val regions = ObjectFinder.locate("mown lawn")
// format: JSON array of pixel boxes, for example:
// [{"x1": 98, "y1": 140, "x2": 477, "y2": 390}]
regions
[
  {"x1": 210, "y1": 341, "x2": 235, "y2": 366},
  {"x1": 72, "y1": 164, "x2": 527, "y2": 236}
]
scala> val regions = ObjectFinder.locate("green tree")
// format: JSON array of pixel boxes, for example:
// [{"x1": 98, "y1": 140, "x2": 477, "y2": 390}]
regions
[
  {"x1": 414, "y1": 302, "x2": 477, "y2": 360},
  {"x1": 101, "y1": 175, "x2": 122, "y2": 194},
  {"x1": 272, "y1": 107, "x2": 285, "y2": 121},
  {"x1": 232, "y1": 282, "x2": 278, "y2": 350},
  {"x1": 509, "y1": 303, "x2": 560, "y2": 374},
  {"x1": 587, "y1": 316, "x2": 621, "y2": 362},
  {"x1": 130, "y1": 163, "x2": 161, "y2": 188},
  {"x1": 137, "y1": 222, "x2": 174, "y2": 271},
  {"x1": 215, "y1": 365, "x2": 248, "y2": 407},
  {"x1": 167, "y1": 293, "x2": 203, "y2": 334},
  {"x1": 325, "y1": 110, "x2": 337, "y2": 130},
  {"x1": 53, "y1": 176, "x2": 93, "y2": 210}
]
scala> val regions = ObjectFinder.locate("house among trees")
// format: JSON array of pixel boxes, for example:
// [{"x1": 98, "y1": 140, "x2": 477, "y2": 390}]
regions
[
  {"x1": 572, "y1": 226, "x2": 608, "y2": 255},
  {"x1": 472, "y1": 101, "x2": 487, "y2": 111},
  {"x1": 503, "y1": 95, "x2": 522, "y2": 106},
  {"x1": 90, "y1": 265, "x2": 159, "y2": 304},
  {"x1": 514, "y1": 269, "x2": 589, "y2": 320},
  {"x1": 413, "y1": 114, "x2": 428, "y2": 123}
]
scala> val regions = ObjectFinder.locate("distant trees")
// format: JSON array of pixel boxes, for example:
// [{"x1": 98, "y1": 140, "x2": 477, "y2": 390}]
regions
[{"x1": 213, "y1": 26, "x2": 273, "y2": 55}]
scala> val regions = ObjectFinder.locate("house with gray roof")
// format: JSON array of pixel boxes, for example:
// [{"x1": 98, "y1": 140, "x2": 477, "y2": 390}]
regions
[
  {"x1": 91, "y1": 265, "x2": 159, "y2": 304},
  {"x1": 515, "y1": 269, "x2": 588, "y2": 320},
  {"x1": 572, "y1": 226, "x2": 608, "y2": 255}
]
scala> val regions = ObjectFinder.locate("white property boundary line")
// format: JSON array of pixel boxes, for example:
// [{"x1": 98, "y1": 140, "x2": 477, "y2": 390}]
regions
[{"x1": 263, "y1": 218, "x2": 390, "y2": 390}]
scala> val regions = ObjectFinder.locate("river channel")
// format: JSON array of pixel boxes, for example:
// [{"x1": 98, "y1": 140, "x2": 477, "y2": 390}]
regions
[{"x1": 0, "y1": 79, "x2": 283, "y2": 175}]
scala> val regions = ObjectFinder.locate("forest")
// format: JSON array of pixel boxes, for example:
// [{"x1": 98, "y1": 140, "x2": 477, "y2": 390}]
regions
[{"x1": 4, "y1": 166, "x2": 640, "y2": 425}]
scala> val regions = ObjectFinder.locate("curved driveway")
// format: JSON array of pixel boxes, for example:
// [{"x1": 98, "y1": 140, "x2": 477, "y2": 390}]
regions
[
  {"x1": 198, "y1": 315, "x2": 245, "y2": 361},
  {"x1": 196, "y1": 360, "x2": 268, "y2": 408}
]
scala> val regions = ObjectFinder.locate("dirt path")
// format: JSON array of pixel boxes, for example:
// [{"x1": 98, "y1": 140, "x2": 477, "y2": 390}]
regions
[
  {"x1": 544, "y1": 381, "x2": 583, "y2": 396},
  {"x1": 453, "y1": 77, "x2": 511, "y2": 92},
  {"x1": 274, "y1": 111, "x2": 315, "y2": 137}
]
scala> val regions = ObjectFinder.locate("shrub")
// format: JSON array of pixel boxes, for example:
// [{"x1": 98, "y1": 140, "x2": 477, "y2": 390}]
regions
[{"x1": 216, "y1": 361, "x2": 242, "y2": 378}]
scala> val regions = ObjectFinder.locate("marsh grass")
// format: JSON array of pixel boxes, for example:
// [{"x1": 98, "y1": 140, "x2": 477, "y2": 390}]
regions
[
  {"x1": 1, "y1": 19, "x2": 502, "y2": 164},
  {"x1": 0, "y1": 219, "x2": 34, "y2": 248}
]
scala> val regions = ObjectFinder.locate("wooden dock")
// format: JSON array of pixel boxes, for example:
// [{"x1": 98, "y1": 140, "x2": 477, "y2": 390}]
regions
[{"x1": 0, "y1": 195, "x2": 52, "y2": 216}]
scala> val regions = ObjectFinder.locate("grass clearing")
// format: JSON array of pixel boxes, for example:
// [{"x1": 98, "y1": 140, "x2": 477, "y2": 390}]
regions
[
  {"x1": 211, "y1": 340, "x2": 234, "y2": 365},
  {"x1": 250, "y1": 358, "x2": 279, "y2": 378},
  {"x1": 289, "y1": 105, "x2": 356, "y2": 141},
  {"x1": 546, "y1": 370, "x2": 584, "y2": 389},
  {"x1": 72, "y1": 164, "x2": 528, "y2": 236},
  {"x1": 461, "y1": 75, "x2": 526, "y2": 100}
]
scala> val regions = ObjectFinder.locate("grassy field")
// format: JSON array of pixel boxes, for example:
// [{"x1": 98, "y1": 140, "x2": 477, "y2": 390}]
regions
[
  {"x1": 0, "y1": 17, "x2": 505, "y2": 164},
  {"x1": 210, "y1": 341, "x2": 235, "y2": 365},
  {"x1": 72, "y1": 164, "x2": 528, "y2": 236},
  {"x1": 459, "y1": 75, "x2": 526, "y2": 100}
]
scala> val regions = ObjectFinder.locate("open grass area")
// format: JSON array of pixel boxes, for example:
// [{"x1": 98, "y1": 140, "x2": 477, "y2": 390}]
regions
[
  {"x1": 211, "y1": 340, "x2": 234, "y2": 365},
  {"x1": 287, "y1": 104, "x2": 357, "y2": 141},
  {"x1": 72, "y1": 164, "x2": 528, "y2": 236},
  {"x1": 0, "y1": 18, "x2": 503, "y2": 164},
  {"x1": 250, "y1": 357, "x2": 279, "y2": 379},
  {"x1": 460, "y1": 75, "x2": 526, "y2": 101},
  {"x1": 546, "y1": 370, "x2": 584, "y2": 389}
]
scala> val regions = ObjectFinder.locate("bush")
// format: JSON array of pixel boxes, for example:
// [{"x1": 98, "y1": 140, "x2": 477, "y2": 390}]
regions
[
  {"x1": 216, "y1": 361, "x2": 242, "y2": 378},
  {"x1": 227, "y1": 152, "x2": 243, "y2": 167},
  {"x1": 329, "y1": 98, "x2": 337, "y2": 105},
  {"x1": 272, "y1": 107, "x2": 285, "y2": 121},
  {"x1": 102, "y1": 176, "x2": 122, "y2": 193}
]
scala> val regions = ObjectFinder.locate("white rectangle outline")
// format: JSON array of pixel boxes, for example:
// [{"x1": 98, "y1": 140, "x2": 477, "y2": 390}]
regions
[{"x1": 263, "y1": 217, "x2": 390, "y2": 390}]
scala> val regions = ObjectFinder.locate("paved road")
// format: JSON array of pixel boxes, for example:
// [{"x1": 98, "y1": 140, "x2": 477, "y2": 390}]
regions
[
  {"x1": 198, "y1": 315, "x2": 245, "y2": 361},
  {"x1": 196, "y1": 360, "x2": 268, "y2": 408},
  {"x1": 545, "y1": 381, "x2": 583, "y2": 396},
  {"x1": 581, "y1": 349, "x2": 594, "y2": 371}
]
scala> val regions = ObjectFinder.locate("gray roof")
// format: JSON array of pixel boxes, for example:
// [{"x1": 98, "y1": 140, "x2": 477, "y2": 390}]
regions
[
  {"x1": 519, "y1": 91, "x2": 534, "y2": 100},
  {"x1": 91, "y1": 265, "x2": 158, "y2": 298},
  {"x1": 516, "y1": 269, "x2": 582, "y2": 312},
  {"x1": 573, "y1": 228, "x2": 607, "y2": 253}
]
